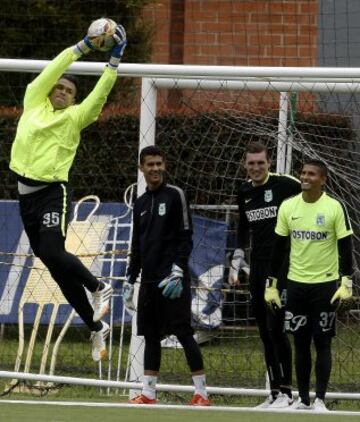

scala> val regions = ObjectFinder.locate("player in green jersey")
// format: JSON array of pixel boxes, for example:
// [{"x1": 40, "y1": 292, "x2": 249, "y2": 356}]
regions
[
  {"x1": 266, "y1": 159, "x2": 353, "y2": 412},
  {"x1": 10, "y1": 21, "x2": 127, "y2": 362}
]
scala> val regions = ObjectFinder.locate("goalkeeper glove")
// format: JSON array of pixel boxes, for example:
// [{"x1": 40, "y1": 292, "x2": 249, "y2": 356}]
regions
[
  {"x1": 108, "y1": 24, "x2": 127, "y2": 68},
  {"x1": 264, "y1": 277, "x2": 282, "y2": 312},
  {"x1": 228, "y1": 248, "x2": 250, "y2": 285},
  {"x1": 330, "y1": 276, "x2": 353, "y2": 305},
  {"x1": 74, "y1": 36, "x2": 97, "y2": 55},
  {"x1": 74, "y1": 20, "x2": 109, "y2": 55},
  {"x1": 158, "y1": 264, "x2": 184, "y2": 299},
  {"x1": 123, "y1": 279, "x2": 135, "y2": 311}
]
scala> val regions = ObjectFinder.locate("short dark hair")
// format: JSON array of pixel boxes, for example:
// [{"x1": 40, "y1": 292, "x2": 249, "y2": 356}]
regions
[
  {"x1": 139, "y1": 145, "x2": 165, "y2": 164},
  {"x1": 60, "y1": 74, "x2": 79, "y2": 98},
  {"x1": 302, "y1": 159, "x2": 328, "y2": 177},
  {"x1": 61, "y1": 74, "x2": 79, "y2": 89},
  {"x1": 245, "y1": 142, "x2": 270, "y2": 160}
]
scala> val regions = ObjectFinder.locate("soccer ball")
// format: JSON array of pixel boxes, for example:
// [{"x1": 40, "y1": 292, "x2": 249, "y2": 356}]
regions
[{"x1": 87, "y1": 18, "x2": 117, "y2": 52}]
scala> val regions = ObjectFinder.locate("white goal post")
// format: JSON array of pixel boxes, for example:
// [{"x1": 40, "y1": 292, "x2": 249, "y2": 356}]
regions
[{"x1": 1, "y1": 58, "x2": 360, "y2": 401}]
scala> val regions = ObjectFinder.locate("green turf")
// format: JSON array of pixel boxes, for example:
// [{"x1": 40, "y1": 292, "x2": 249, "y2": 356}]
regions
[
  {"x1": 0, "y1": 403, "x2": 359, "y2": 422},
  {"x1": 0, "y1": 323, "x2": 359, "y2": 409}
]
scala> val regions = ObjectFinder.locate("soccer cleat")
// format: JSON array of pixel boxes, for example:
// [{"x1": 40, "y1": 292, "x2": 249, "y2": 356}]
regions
[
  {"x1": 90, "y1": 321, "x2": 110, "y2": 362},
  {"x1": 270, "y1": 393, "x2": 294, "y2": 408},
  {"x1": 313, "y1": 398, "x2": 329, "y2": 412},
  {"x1": 189, "y1": 394, "x2": 210, "y2": 406},
  {"x1": 92, "y1": 283, "x2": 113, "y2": 322},
  {"x1": 255, "y1": 394, "x2": 275, "y2": 408},
  {"x1": 291, "y1": 398, "x2": 313, "y2": 410},
  {"x1": 129, "y1": 394, "x2": 157, "y2": 404}
]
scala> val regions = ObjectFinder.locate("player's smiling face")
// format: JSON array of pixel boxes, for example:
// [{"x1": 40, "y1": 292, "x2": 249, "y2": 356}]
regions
[
  {"x1": 245, "y1": 151, "x2": 271, "y2": 186},
  {"x1": 140, "y1": 154, "x2": 165, "y2": 190},
  {"x1": 300, "y1": 164, "x2": 326, "y2": 193}
]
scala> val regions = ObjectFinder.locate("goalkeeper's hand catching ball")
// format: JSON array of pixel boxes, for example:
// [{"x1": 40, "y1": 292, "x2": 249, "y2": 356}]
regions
[{"x1": 108, "y1": 24, "x2": 127, "y2": 68}]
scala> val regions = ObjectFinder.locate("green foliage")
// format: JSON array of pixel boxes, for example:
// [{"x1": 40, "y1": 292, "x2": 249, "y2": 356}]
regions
[
  {"x1": 0, "y1": 0, "x2": 155, "y2": 104},
  {"x1": 0, "y1": 112, "x2": 357, "y2": 203}
]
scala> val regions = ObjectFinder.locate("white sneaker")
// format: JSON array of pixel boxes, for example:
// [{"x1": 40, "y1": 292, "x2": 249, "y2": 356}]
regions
[
  {"x1": 90, "y1": 321, "x2": 110, "y2": 362},
  {"x1": 313, "y1": 398, "x2": 329, "y2": 412},
  {"x1": 270, "y1": 393, "x2": 294, "y2": 408},
  {"x1": 92, "y1": 283, "x2": 113, "y2": 322},
  {"x1": 255, "y1": 395, "x2": 274, "y2": 408},
  {"x1": 291, "y1": 398, "x2": 313, "y2": 410}
]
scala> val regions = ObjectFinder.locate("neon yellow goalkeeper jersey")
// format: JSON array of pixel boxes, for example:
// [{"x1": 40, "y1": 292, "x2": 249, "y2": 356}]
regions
[
  {"x1": 10, "y1": 47, "x2": 117, "y2": 183},
  {"x1": 275, "y1": 192, "x2": 353, "y2": 283}
]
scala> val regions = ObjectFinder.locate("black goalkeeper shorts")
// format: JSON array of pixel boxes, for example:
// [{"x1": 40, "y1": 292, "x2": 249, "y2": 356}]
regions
[
  {"x1": 285, "y1": 279, "x2": 338, "y2": 338},
  {"x1": 137, "y1": 280, "x2": 194, "y2": 338},
  {"x1": 19, "y1": 183, "x2": 72, "y2": 255}
]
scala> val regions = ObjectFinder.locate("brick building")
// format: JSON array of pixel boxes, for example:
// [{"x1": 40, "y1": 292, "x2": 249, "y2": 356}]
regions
[{"x1": 143, "y1": 0, "x2": 317, "y2": 66}]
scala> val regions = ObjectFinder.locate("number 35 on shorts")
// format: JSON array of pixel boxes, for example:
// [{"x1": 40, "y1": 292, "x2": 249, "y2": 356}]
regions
[{"x1": 42, "y1": 212, "x2": 60, "y2": 228}]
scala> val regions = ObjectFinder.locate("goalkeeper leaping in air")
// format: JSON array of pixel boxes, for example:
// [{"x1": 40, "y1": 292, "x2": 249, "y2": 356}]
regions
[{"x1": 9, "y1": 20, "x2": 127, "y2": 362}]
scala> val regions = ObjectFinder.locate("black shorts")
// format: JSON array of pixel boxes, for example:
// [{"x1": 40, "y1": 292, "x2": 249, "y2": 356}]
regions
[
  {"x1": 137, "y1": 280, "x2": 194, "y2": 338},
  {"x1": 19, "y1": 183, "x2": 72, "y2": 255},
  {"x1": 285, "y1": 280, "x2": 338, "y2": 338}
]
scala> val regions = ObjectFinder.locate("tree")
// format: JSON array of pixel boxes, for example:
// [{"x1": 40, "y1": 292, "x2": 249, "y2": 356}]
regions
[{"x1": 0, "y1": 0, "x2": 154, "y2": 104}]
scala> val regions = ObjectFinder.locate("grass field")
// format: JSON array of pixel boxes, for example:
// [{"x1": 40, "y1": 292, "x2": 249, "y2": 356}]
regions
[
  {"x1": 0, "y1": 321, "x2": 360, "y2": 413},
  {"x1": 1, "y1": 401, "x2": 360, "y2": 422}
]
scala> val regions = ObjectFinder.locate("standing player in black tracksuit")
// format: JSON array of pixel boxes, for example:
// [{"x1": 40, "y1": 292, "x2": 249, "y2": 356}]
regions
[
  {"x1": 229, "y1": 142, "x2": 301, "y2": 408},
  {"x1": 123, "y1": 145, "x2": 209, "y2": 406}
]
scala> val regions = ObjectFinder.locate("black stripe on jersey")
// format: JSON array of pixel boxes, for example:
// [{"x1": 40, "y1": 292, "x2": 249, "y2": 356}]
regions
[{"x1": 328, "y1": 193, "x2": 352, "y2": 231}]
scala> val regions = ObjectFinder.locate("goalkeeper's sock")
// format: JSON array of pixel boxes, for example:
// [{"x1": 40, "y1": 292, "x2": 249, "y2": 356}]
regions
[
  {"x1": 142, "y1": 375, "x2": 157, "y2": 400},
  {"x1": 192, "y1": 374, "x2": 208, "y2": 398}
]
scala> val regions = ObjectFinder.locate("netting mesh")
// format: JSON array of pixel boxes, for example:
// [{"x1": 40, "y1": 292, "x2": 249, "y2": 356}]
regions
[
  {"x1": 145, "y1": 84, "x2": 360, "y2": 398},
  {"x1": 0, "y1": 0, "x2": 360, "y2": 409}
]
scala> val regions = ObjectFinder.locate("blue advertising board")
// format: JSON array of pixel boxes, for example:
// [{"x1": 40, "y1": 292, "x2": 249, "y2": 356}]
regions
[{"x1": 0, "y1": 200, "x2": 227, "y2": 326}]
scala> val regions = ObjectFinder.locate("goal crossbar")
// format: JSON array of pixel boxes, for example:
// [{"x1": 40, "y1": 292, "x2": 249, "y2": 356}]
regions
[{"x1": 3, "y1": 58, "x2": 360, "y2": 82}]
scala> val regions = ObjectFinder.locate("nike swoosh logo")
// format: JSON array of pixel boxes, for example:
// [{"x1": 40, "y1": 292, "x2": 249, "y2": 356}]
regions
[
  {"x1": 141, "y1": 211, "x2": 147, "y2": 216},
  {"x1": 245, "y1": 198, "x2": 252, "y2": 204},
  {"x1": 291, "y1": 217, "x2": 301, "y2": 220}
]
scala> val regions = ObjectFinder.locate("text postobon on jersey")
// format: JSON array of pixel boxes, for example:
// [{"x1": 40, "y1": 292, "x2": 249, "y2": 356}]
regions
[
  {"x1": 245, "y1": 206, "x2": 277, "y2": 222},
  {"x1": 291, "y1": 230, "x2": 328, "y2": 240}
]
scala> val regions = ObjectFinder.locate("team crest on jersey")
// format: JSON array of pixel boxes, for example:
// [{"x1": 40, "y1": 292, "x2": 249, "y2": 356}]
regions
[
  {"x1": 264, "y1": 189, "x2": 273, "y2": 203},
  {"x1": 158, "y1": 203, "x2": 166, "y2": 216},
  {"x1": 316, "y1": 214, "x2": 325, "y2": 226}
]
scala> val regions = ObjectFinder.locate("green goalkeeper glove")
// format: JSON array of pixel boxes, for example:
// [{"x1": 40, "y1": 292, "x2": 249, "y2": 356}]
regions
[
  {"x1": 330, "y1": 276, "x2": 353, "y2": 305},
  {"x1": 264, "y1": 277, "x2": 282, "y2": 312}
]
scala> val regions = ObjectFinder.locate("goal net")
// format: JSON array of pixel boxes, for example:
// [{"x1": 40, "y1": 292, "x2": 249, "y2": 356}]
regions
[
  {"x1": 132, "y1": 75, "x2": 360, "y2": 405},
  {"x1": 0, "y1": 61, "x2": 360, "y2": 407}
]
